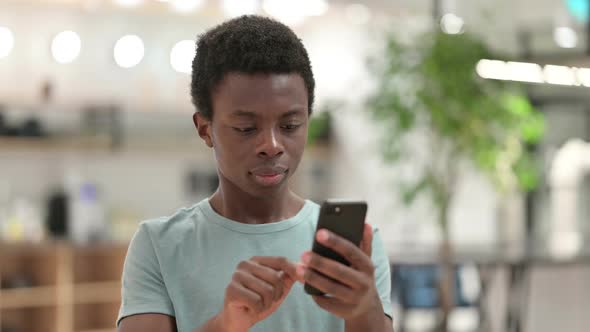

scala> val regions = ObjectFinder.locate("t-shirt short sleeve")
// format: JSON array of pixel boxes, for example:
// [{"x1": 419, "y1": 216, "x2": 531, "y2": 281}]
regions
[
  {"x1": 117, "y1": 221, "x2": 175, "y2": 326},
  {"x1": 371, "y1": 226, "x2": 393, "y2": 321}
]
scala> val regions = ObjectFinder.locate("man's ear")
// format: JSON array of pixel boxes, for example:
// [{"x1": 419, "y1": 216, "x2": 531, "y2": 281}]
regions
[{"x1": 193, "y1": 112, "x2": 213, "y2": 148}]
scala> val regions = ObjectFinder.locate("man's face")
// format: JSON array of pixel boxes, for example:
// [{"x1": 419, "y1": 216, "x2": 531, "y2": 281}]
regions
[{"x1": 195, "y1": 73, "x2": 309, "y2": 198}]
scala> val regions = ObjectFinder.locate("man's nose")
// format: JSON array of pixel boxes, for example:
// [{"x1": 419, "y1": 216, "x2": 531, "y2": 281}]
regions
[{"x1": 257, "y1": 128, "x2": 284, "y2": 158}]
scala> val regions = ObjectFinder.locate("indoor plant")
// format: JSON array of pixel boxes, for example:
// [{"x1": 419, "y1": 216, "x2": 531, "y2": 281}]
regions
[{"x1": 367, "y1": 30, "x2": 545, "y2": 328}]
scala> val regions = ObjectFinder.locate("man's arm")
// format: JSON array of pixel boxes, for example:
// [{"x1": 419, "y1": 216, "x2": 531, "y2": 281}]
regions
[
  {"x1": 118, "y1": 314, "x2": 176, "y2": 332},
  {"x1": 118, "y1": 313, "x2": 231, "y2": 332},
  {"x1": 345, "y1": 312, "x2": 394, "y2": 332},
  {"x1": 117, "y1": 311, "x2": 394, "y2": 332}
]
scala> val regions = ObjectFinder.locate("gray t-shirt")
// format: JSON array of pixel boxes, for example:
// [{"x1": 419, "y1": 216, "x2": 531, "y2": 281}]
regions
[{"x1": 118, "y1": 199, "x2": 393, "y2": 332}]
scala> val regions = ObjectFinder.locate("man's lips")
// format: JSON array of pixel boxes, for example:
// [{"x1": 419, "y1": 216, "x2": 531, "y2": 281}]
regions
[
  {"x1": 250, "y1": 166, "x2": 288, "y2": 176},
  {"x1": 250, "y1": 166, "x2": 288, "y2": 186}
]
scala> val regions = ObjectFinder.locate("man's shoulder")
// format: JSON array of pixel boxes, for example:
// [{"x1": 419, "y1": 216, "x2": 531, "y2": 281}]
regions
[{"x1": 138, "y1": 201, "x2": 205, "y2": 242}]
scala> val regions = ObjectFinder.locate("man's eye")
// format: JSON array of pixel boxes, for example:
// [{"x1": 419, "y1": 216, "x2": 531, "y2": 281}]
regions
[
  {"x1": 233, "y1": 127, "x2": 256, "y2": 133},
  {"x1": 281, "y1": 124, "x2": 301, "y2": 131}
]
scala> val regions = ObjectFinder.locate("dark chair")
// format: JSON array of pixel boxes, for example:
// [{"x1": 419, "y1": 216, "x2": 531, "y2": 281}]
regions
[{"x1": 392, "y1": 264, "x2": 481, "y2": 331}]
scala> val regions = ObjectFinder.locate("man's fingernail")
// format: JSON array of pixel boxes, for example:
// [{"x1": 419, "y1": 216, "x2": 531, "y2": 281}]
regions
[
  {"x1": 296, "y1": 265, "x2": 305, "y2": 278},
  {"x1": 301, "y1": 252, "x2": 311, "y2": 264},
  {"x1": 317, "y1": 229, "x2": 329, "y2": 241}
]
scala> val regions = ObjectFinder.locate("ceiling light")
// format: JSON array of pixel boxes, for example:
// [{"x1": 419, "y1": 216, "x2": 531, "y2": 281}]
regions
[
  {"x1": 114, "y1": 35, "x2": 144, "y2": 68},
  {"x1": 506, "y1": 61, "x2": 544, "y2": 83},
  {"x1": 51, "y1": 30, "x2": 81, "y2": 64},
  {"x1": 554, "y1": 26, "x2": 578, "y2": 48},
  {"x1": 576, "y1": 68, "x2": 590, "y2": 87},
  {"x1": 170, "y1": 39, "x2": 195, "y2": 74},
  {"x1": 0, "y1": 26, "x2": 14, "y2": 58},
  {"x1": 440, "y1": 13, "x2": 464, "y2": 34},
  {"x1": 476, "y1": 59, "x2": 508, "y2": 80},
  {"x1": 544, "y1": 65, "x2": 577, "y2": 85}
]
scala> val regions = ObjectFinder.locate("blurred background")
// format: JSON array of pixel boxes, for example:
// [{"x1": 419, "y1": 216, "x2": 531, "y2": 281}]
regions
[{"x1": 0, "y1": 0, "x2": 589, "y2": 331}]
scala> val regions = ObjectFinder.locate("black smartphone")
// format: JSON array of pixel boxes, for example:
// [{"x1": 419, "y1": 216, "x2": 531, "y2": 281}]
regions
[{"x1": 304, "y1": 199, "x2": 367, "y2": 296}]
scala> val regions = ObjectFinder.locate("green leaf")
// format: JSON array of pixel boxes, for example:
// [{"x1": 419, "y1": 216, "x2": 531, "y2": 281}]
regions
[
  {"x1": 511, "y1": 155, "x2": 539, "y2": 191},
  {"x1": 520, "y1": 113, "x2": 545, "y2": 144},
  {"x1": 504, "y1": 94, "x2": 534, "y2": 117}
]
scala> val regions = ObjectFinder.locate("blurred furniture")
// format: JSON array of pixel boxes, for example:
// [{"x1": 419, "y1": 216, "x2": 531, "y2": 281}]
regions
[
  {"x1": 392, "y1": 265, "x2": 484, "y2": 332},
  {"x1": 0, "y1": 242, "x2": 126, "y2": 332},
  {"x1": 389, "y1": 238, "x2": 590, "y2": 332}
]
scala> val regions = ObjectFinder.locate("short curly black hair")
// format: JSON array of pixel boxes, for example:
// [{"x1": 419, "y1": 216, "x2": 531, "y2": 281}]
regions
[{"x1": 191, "y1": 15, "x2": 315, "y2": 120}]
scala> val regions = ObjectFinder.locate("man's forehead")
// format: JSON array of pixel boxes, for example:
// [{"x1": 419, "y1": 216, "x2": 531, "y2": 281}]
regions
[
  {"x1": 212, "y1": 72, "x2": 309, "y2": 118},
  {"x1": 220, "y1": 72, "x2": 304, "y2": 88},
  {"x1": 229, "y1": 109, "x2": 306, "y2": 118}
]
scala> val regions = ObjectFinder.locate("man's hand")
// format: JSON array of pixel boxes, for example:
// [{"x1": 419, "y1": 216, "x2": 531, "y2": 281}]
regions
[
  {"x1": 217, "y1": 256, "x2": 299, "y2": 332},
  {"x1": 297, "y1": 224, "x2": 391, "y2": 331}
]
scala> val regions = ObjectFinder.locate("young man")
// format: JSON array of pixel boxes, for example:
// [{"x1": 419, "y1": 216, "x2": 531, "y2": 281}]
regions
[{"x1": 117, "y1": 15, "x2": 393, "y2": 332}]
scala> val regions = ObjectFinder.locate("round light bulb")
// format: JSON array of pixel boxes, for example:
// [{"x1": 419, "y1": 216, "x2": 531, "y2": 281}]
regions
[
  {"x1": 51, "y1": 30, "x2": 81, "y2": 64},
  {"x1": 440, "y1": 13, "x2": 465, "y2": 34},
  {"x1": 170, "y1": 39, "x2": 195, "y2": 74},
  {"x1": 0, "y1": 26, "x2": 15, "y2": 58},
  {"x1": 114, "y1": 35, "x2": 144, "y2": 68},
  {"x1": 554, "y1": 27, "x2": 578, "y2": 48}
]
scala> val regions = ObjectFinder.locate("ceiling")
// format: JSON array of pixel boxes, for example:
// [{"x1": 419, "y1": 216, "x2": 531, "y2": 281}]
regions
[{"x1": 2, "y1": 0, "x2": 587, "y2": 59}]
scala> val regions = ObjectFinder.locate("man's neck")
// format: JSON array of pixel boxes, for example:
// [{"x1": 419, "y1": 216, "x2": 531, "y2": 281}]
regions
[{"x1": 208, "y1": 184, "x2": 305, "y2": 225}]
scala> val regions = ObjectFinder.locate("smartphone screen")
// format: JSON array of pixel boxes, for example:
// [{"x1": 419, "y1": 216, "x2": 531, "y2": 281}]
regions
[{"x1": 304, "y1": 200, "x2": 367, "y2": 296}]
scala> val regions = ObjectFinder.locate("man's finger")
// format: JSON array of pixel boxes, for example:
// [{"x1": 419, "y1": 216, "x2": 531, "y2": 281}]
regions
[
  {"x1": 316, "y1": 230, "x2": 373, "y2": 274},
  {"x1": 300, "y1": 266, "x2": 356, "y2": 303},
  {"x1": 238, "y1": 260, "x2": 283, "y2": 297},
  {"x1": 301, "y1": 251, "x2": 365, "y2": 289},
  {"x1": 360, "y1": 223, "x2": 373, "y2": 258},
  {"x1": 227, "y1": 282, "x2": 264, "y2": 313},
  {"x1": 312, "y1": 294, "x2": 352, "y2": 317},
  {"x1": 234, "y1": 270, "x2": 275, "y2": 308},
  {"x1": 294, "y1": 263, "x2": 306, "y2": 283},
  {"x1": 252, "y1": 256, "x2": 298, "y2": 281}
]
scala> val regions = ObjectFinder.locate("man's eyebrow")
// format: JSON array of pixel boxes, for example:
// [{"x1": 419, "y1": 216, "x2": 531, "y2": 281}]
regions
[
  {"x1": 230, "y1": 109, "x2": 306, "y2": 118},
  {"x1": 281, "y1": 109, "x2": 306, "y2": 118},
  {"x1": 230, "y1": 110, "x2": 257, "y2": 118}
]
